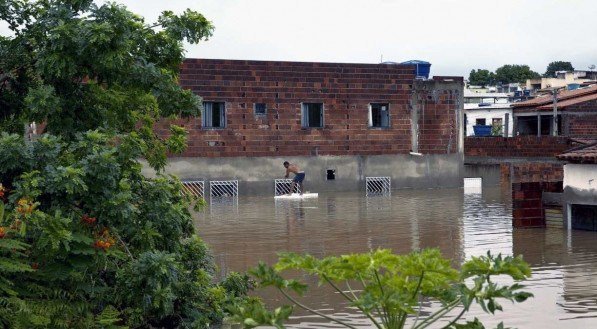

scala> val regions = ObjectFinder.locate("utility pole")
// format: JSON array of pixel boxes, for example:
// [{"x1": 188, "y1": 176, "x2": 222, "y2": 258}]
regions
[{"x1": 552, "y1": 88, "x2": 558, "y2": 136}]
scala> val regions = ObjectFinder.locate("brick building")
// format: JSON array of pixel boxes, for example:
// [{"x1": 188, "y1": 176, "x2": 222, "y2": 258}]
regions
[
  {"x1": 154, "y1": 59, "x2": 464, "y2": 193},
  {"x1": 512, "y1": 84, "x2": 597, "y2": 137}
]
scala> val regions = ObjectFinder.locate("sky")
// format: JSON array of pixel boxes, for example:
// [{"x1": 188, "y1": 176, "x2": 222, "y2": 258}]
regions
[{"x1": 3, "y1": 0, "x2": 597, "y2": 77}]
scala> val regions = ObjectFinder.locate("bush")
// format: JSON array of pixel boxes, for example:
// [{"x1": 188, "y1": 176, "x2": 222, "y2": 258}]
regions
[{"x1": 0, "y1": 132, "x2": 245, "y2": 327}]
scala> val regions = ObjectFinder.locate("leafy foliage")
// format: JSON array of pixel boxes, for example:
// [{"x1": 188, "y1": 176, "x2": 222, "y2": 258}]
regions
[
  {"x1": 230, "y1": 249, "x2": 532, "y2": 329},
  {"x1": 0, "y1": 1, "x2": 250, "y2": 328},
  {"x1": 491, "y1": 122, "x2": 503, "y2": 137},
  {"x1": 0, "y1": 132, "x2": 248, "y2": 328},
  {"x1": 544, "y1": 61, "x2": 574, "y2": 78},
  {"x1": 494, "y1": 64, "x2": 541, "y2": 84},
  {"x1": 0, "y1": 0, "x2": 213, "y2": 170},
  {"x1": 468, "y1": 69, "x2": 495, "y2": 87}
]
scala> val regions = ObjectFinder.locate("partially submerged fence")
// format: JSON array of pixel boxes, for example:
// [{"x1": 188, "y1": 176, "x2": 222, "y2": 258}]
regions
[
  {"x1": 181, "y1": 180, "x2": 205, "y2": 199},
  {"x1": 365, "y1": 177, "x2": 391, "y2": 196},
  {"x1": 209, "y1": 180, "x2": 239, "y2": 204},
  {"x1": 274, "y1": 179, "x2": 301, "y2": 196}
]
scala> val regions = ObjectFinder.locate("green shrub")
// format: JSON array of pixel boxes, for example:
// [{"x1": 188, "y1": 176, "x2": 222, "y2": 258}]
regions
[{"x1": 230, "y1": 249, "x2": 533, "y2": 329}]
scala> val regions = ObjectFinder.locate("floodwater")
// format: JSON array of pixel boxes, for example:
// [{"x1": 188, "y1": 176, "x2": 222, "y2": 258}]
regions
[{"x1": 194, "y1": 187, "x2": 597, "y2": 328}]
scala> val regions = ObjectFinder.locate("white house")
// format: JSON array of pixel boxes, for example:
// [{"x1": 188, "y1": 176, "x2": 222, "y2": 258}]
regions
[
  {"x1": 558, "y1": 143, "x2": 597, "y2": 230},
  {"x1": 464, "y1": 90, "x2": 513, "y2": 137}
]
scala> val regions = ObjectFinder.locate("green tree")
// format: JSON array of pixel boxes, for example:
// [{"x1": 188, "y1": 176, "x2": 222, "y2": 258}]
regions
[
  {"x1": 0, "y1": 1, "x2": 249, "y2": 327},
  {"x1": 494, "y1": 64, "x2": 541, "y2": 84},
  {"x1": 468, "y1": 69, "x2": 495, "y2": 87},
  {"x1": 544, "y1": 61, "x2": 575, "y2": 77}
]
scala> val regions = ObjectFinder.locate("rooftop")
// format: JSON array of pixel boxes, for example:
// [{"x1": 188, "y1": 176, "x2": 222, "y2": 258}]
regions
[
  {"x1": 557, "y1": 141, "x2": 597, "y2": 164},
  {"x1": 512, "y1": 84, "x2": 597, "y2": 109},
  {"x1": 537, "y1": 93, "x2": 597, "y2": 110}
]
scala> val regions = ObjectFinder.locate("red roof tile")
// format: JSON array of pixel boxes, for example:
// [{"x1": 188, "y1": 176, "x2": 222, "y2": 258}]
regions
[
  {"x1": 557, "y1": 142, "x2": 597, "y2": 163},
  {"x1": 536, "y1": 92, "x2": 597, "y2": 110},
  {"x1": 512, "y1": 85, "x2": 597, "y2": 108}
]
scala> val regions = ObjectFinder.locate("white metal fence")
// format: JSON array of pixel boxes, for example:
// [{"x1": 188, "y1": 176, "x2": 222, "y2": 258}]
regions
[
  {"x1": 274, "y1": 179, "x2": 301, "y2": 196},
  {"x1": 181, "y1": 180, "x2": 205, "y2": 199},
  {"x1": 209, "y1": 180, "x2": 239, "y2": 199},
  {"x1": 365, "y1": 177, "x2": 392, "y2": 196}
]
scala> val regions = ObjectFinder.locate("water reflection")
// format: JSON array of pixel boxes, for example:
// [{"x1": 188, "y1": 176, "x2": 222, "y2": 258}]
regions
[{"x1": 194, "y1": 188, "x2": 597, "y2": 328}]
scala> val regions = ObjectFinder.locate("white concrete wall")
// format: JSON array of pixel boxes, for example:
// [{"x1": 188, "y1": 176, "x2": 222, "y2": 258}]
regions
[
  {"x1": 465, "y1": 108, "x2": 514, "y2": 137},
  {"x1": 564, "y1": 164, "x2": 597, "y2": 194},
  {"x1": 143, "y1": 153, "x2": 464, "y2": 195}
]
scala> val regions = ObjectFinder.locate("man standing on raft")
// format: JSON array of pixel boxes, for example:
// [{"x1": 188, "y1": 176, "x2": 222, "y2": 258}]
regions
[{"x1": 283, "y1": 161, "x2": 305, "y2": 195}]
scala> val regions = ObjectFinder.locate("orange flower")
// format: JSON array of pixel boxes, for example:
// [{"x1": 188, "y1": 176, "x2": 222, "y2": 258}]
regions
[
  {"x1": 0, "y1": 227, "x2": 5, "y2": 239},
  {"x1": 16, "y1": 198, "x2": 35, "y2": 215}
]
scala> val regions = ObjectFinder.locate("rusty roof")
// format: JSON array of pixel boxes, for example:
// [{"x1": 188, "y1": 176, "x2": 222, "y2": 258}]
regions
[
  {"x1": 512, "y1": 84, "x2": 597, "y2": 109},
  {"x1": 536, "y1": 92, "x2": 597, "y2": 110},
  {"x1": 557, "y1": 141, "x2": 597, "y2": 163}
]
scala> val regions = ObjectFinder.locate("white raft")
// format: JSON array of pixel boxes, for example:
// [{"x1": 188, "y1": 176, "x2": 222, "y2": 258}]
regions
[{"x1": 274, "y1": 193, "x2": 319, "y2": 199}]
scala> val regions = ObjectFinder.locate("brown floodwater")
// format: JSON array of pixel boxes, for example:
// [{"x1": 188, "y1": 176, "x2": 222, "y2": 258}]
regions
[{"x1": 194, "y1": 187, "x2": 597, "y2": 328}]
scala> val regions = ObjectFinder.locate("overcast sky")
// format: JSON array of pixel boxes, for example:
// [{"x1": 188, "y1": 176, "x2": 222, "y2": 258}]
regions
[{"x1": 4, "y1": 0, "x2": 597, "y2": 77}]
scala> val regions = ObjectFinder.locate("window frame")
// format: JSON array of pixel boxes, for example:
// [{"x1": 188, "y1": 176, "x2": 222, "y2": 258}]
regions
[
  {"x1": 202, "y1": 101, "x2": 227, "y2": 129},
  {"x1": 254, "y1": 103, "x2": 267, "y2": 116},
  {"x1": 300, "y1": 102, "x2": 325, "y2": 129},
  {"x1": 368, "y1": 103, "x2": 391, "y2": 128}
]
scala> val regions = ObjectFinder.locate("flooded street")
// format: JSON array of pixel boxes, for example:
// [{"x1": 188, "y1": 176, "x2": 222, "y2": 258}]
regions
[{"x1": 194, "y1": 188, "x2": 597, "y2": 328}]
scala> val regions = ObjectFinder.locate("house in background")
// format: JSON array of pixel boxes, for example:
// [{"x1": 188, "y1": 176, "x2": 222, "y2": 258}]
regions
[
  {"x1": 512, "y1": 84, "x2": 597, "y2": 137},
  {"x1": 558, "y1": 142, "x2": 597, "y2": 230},
  {"x1": 526, "y1": 71, "x2": 597, "y2": 93},
  {"x1": 464, "y1": 90, "x2": 513, "y2": 137}
]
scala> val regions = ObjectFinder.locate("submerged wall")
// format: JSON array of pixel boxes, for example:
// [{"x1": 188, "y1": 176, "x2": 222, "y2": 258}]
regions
[{"x1": 146, "y1": 153, "x2": 463, "y2": 195}]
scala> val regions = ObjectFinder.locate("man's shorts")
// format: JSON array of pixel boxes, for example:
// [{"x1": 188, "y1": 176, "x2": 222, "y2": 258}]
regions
[{"x1": 293, "y1": 172, "x2": 305, "y2": 183}]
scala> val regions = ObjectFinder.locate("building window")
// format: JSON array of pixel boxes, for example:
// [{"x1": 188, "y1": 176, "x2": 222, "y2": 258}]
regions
[
  {"x1": 254, "y1": 103, "x2": 267, "y2": 116},
  {"x1": 202, "y1": 102, "x2": 226, "y2": 128},
  {"x1": 475, "y1": 118, "x2": 486, "y2": 125},
  {"x1": 571, "y1": 204, "x2": 597, "y2": 230},
  {"x1": 301, "y1": 103, "x2": 324, "y2": 128},
  {"x1": 368, "y1": 103, "x2": 390, "y2": 128}
]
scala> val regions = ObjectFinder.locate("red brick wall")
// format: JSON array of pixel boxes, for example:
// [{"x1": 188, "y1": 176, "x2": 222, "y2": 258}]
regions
[
  {"x1": 465, "y1": 136, "x2": 571, "y2": 157},
  {"x1": 417, "y1": 86, "x2": 460, "y2": 154},
  {"x1": 156, "y1": 59, "x2": 462, "y2": 157},
  {"x1": 505, "y1": 162, "x2": 564, "y2": 228},
  {"x1": 512, "y1": 181, "x2": 562, "y2": 228},
  {"x1": 566, "y1": 111, "x2": 597, "y2": 138},
  {"x1": 509, "y1": 162, "x2": 563, "y2": 183}
]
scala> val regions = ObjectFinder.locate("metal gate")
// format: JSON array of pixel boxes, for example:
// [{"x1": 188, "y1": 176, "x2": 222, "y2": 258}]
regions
[
  {"x1": 209, "y1": 180, "x2": 239, "y2": 204},
  {"x1": 274, "y1": 179, "x2": 301, "y2": 196},
  {"x1": 181, "y1": 180, "x2": 205, "y2": 199},
  {"x1": 365, "y1": 177, "x2": 391, "y2": 196}
]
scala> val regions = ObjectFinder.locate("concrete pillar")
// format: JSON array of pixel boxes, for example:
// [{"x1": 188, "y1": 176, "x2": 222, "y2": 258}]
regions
[
  {"x1": 504, "y1": 113, "x2": 510, "y2": 137},
  {"x1": 410, "y1": 90, "x2": 420, "y2": 153},
  {"x1": 537, "y1": 113, "x2": 541, "y2": 137}
]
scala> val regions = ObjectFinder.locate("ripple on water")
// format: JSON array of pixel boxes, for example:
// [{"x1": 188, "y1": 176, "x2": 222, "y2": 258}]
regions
[{"x1": 194, "y1": 188, "x2": 597, "y2": 328}]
